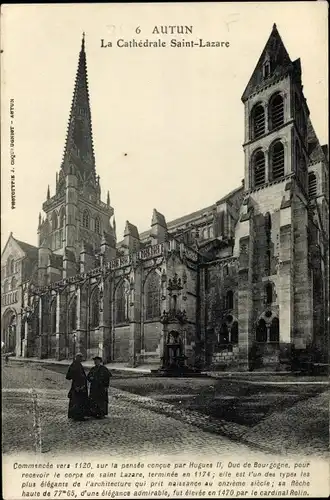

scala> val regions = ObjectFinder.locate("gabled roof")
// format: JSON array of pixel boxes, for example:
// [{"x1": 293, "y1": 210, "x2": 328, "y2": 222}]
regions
[
  {"x1": 14, "y1": 239, "x2": 38, "y2": 261},
  {"x1": 1, "y1": 233, "x2": 38, "y2": 262},
  {"x1": 241, "y1": 24, "x2": 294, "y2": 102}
]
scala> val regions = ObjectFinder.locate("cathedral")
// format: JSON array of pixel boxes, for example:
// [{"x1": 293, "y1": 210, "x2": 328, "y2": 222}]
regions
[{"x1": 1, "y1": 25, "x2": 329, "y2": 371}]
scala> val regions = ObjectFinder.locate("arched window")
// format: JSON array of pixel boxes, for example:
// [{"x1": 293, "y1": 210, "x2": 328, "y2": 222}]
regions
[
  {"x1": 11, "y1": 277, "x2": 17, "y2": 290},
  {"x1": 51, "y1": 211, "x2": 58, "y2": 231},
  {"x1": 82, "y1": 209, "x2": 90, "y2": 229},
  {"x1": 145, "y1": 271, "x2": 160, "y2": 320},
  {"x1": 226, "y1": 290, "x2": 234, "y2": 310},
  {"x1": 265, "y1": 282, "x2": 273, "y2": 304},
  {"x1": 269, "y1": 93, "x2": 284, "y2": 130},
  {"x1": 90, "y1": 288, "x2": 100, "y2": 328},
  {"x1": 69, "y1": 296, "x2": 77, "y2": 331},
  {"x1": 4, "y1": 280, "x2": 9, "y2": 293},
  {"x1": 59, "y1": 208, "x2": 65, "y2": 228},
  {"x1": 95, "y1": 216, "x2": 101, "y2": 234},
  {"x1": 252, "y1": 150, "x2": 266, "y2": 187},
  {"x1": 270, "y1": 141, "x2": 285, "y2": 180},
  {"x1": 251, "y1": 104, "x2": 265, "y2": 139},
  {"x1": 115, "y1": 280, "x2": 128, "y2": 324},
  {"x1": 50, "y1": 299, "x2": 57, "y2": 334},
  {"x1": 270, "y1": 317, "x2": 279, "y2": 343},
  {"x1": 308, "y1": 172, "x2": 317, "y2": 198}
]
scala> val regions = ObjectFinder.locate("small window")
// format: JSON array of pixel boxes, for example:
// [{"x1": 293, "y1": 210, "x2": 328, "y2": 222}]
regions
[
  {"x1": 95, "y1": 217, "x2": 101, "y2": 234},
  {"x1": 265, "y1": 283, "x2": 273, "y2": 304},
  {"x1": 226, "y1": 290, "x2": 234, "y2": 310},
  {"x1": 82, "y1": 209, "x2": 90, "y2": 229},
  {"x1": 308, "y1": 172, "x2": 317, "y2": 198},
  {"x1": 263, "y1": 62, "x2": 270, "y2": 79}
]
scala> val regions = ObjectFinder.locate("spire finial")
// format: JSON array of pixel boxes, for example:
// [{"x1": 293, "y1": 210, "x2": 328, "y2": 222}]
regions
[
  {"x1": 107, "y1": 190, "x2": 110, "y2": 206},
  {"x1": 47, "y1": 185, "x2": 50, "y2": 200},
  {"x1": 273, "y1": 23, "x2": 277, "y2": 30},
  {"x1": 82, "y1": 32, "x2": 85, "y2": 47}
]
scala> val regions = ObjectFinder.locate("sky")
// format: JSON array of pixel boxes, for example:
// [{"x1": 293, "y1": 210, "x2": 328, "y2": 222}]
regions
[{"x1": 1, "y1": 2, "x2": 328, "y2": 250}]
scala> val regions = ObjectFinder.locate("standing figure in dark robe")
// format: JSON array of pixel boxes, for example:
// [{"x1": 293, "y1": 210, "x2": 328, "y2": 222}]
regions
[
  {"x1": 66, "y1": 352, "x2": 89, "y2": 421},
  {"x1": 87, "y1": 356, "x2": 111, "y2": 419}
]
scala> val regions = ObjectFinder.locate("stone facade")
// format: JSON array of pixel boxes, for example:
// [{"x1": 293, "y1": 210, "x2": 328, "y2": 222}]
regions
[{"x1": 1, "y1": 25, "x2": 328, "y2": 370}]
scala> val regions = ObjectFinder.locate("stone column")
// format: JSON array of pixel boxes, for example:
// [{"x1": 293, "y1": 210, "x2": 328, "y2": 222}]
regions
[
  {"x1": 238, "y1": 220, "x2": 254, "y2": 371},
  {"x1": 128, "y1": 270, "x2": 142, "y2": 367},
  {"x1": 76, "y1": 284, "x2": 88, "y2": 359},
  {"x1": 21, "y1": 319, "x2": 29, "y2": 357},
  {"x1": 38, "y1": 296, "x2": 48, "y2": 359},
  {"x1": 55, "y1": 292, "x2": 66, "y2": 360},
  {"x1": 97, "y1": 279, "x2": 111, "y2": 363}
]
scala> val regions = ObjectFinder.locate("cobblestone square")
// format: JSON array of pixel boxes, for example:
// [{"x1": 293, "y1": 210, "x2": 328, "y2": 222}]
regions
[{"x1": 1, "y1": 362, "x2": 268, "y2": 459}]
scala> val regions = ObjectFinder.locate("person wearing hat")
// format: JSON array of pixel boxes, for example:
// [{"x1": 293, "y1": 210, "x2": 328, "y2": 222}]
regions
[
  {"x1": 66, "y1": 352, "x2": 89, "y2": 421},
  {"x1": 87, "y1": 356, "x2": 112, "y2": 419}
]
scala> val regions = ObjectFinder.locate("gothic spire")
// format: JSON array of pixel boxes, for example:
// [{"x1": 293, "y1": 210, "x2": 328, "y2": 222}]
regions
[{"x1": 61, "y1": 32, "x2": 96, "y2": 188}]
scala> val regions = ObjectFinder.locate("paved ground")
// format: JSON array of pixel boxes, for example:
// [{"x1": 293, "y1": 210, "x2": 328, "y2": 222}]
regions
[
  {"x1": 2, "y1": 361, "x2": 328, "y2": 459},
  {"x1": 2, "y1": 362, "x2": 269, "y2": 459}
]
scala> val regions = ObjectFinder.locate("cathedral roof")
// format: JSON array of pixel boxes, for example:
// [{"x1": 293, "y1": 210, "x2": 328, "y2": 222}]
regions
[
  {"x1": 13, "y1": 238, "x2": 38, "y2": 261},
  {"x1": 241, "y1": 24, "x2": 295, "y2": 102},
  {"x1": 60, "y1": 33, "x2": 97, "y2": 190}
]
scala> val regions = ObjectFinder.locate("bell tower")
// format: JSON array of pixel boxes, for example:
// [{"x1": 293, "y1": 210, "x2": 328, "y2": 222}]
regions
[
  {"x1": 38, "y1": 33, "x2": 117, "y2": 282},
  {"x1": 236, "y1": 24, "x2": 317, "y2": 370}
]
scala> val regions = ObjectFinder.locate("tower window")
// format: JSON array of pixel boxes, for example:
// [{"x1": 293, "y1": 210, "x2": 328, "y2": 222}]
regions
[
  {"x1": 265, "y1": 282, "x2": 273, "y2": 304},
  {"x1": 226, "y1": 290, "x2": 234, "y2": 310},
  {"x1": 95, "y1": 216, "x2": 101, "y2": 234},
  {"x1": 82, "y1": 209, "x2": 90, "y2": 229},
  {"x1": 252, "y1": 150, "x2": 266, "y2": 187},
  {"x1": 308, "y1": 172, "x2": 317, "y2": 198},
  {"x1": 251, "y1": 104, "x2": 265, "y2": 139},
  {"x1": 269, "y1": 94, "x2": 284, "y2": 130},
  {"x1": 270, "y1": 141, "x2": 285, "y2": 180},
  {"x1": 263, "y1": 61, "x2": 270, "y2": 79}
]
